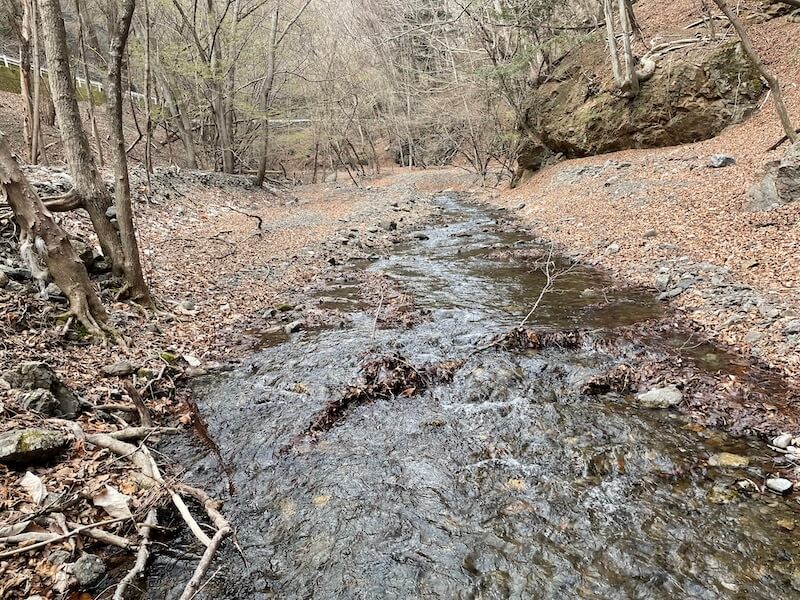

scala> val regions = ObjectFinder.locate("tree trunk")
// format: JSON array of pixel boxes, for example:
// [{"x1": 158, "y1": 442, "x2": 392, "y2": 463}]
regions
[
  {"x1": 106, "y1": 0, "x2": 153, "y2": 306},
  {"x1": 0, "y1": 132, "x2": 110, "y2": 336},
  {"x1": 30, "y1": 0, "x2": 42, "y2": 163},
  {"x1": 712, "y1": 0, "x2": 797, "y2": 143},
  {"x1": 603, "y1": 0, "x2": 621, "y2": 85},
  {"x1": 74, "y1": 0, "x2": 103, "y2": 167},
  {"x1": 37, "y1": 0, "x2": 127, "y2": 273},
  {"x1": 617, "y1": 0, "x2": 639, "y2": 97},
  {"x1": 158, "y1": 70, "x2": 198, "y2": 168},
  {"x1": 254, "y1": 7, "x2": 279, "y2": 187},
  {"x1": 15, "y1": 0, "x2": 35, "y2": 162}
]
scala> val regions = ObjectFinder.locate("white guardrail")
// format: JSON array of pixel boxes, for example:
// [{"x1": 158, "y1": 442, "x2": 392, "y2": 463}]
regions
[{"x1": 1, "y1": 52, "x2": 154, "y2": 102}]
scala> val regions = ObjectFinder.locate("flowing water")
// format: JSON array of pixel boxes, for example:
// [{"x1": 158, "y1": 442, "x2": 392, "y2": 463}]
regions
[{"x1": 150, "y1": 197, "x2": 800, "y2": 599}]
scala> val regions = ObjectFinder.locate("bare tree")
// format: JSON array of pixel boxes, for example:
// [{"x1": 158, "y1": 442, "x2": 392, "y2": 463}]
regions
[
  {"x1": 712, "y1": 0, "x2": 797, "y2": 143},
  {"x1": 37, "y1": 0, "x2": 127, "y2": 271},
  {"x1": 0, "y1": 132, "x2": 111, "y2": 336},
  {"x1": 106, "y1": 0, "x2": 153, "y2": 305}
]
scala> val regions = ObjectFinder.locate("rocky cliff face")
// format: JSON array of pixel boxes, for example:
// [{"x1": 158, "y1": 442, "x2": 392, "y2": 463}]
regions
[{"x1": 516, "y1": 38, "x2": 764, "y2": 182}]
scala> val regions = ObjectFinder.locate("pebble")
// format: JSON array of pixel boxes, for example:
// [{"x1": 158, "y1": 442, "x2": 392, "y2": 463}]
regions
[
  {"x1": 773, "y1": 434, "x2": 793, "y2": 449},
  {"x1": 707, "y1": 154, "x2": 736, "y2": 168},
  {"x1": 766, "y1": 478, "x2": 793, "y2": 494},
  {"x1": 777, "y1": 519, "x2": 796, "y2": 531},
  {"x1": 284, "y1": 320, "x2": 305, "y2": 334},
  {"x1": 636, "y1": 385, "x2": 682, "y2": 409}
]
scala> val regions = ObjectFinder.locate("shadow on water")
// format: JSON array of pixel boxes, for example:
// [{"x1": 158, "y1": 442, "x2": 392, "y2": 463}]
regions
[{"x1": 149, "y1": 196, "x2": 800, "y2": 599}]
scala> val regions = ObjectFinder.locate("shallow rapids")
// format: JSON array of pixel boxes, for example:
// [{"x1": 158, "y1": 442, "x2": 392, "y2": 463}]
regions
[{"x1": 149, "y1": 197, "x2": 800, "y2": 599}]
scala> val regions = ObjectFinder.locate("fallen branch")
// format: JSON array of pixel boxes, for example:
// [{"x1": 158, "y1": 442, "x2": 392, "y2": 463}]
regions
[
  {"x1": 0, "y1": 517, "x2": 129, "y2": 559},
  {"x1": 113, "y1": 508, "x2": 157, "y2": 600},
  {"x1": 122, "y1": 381, "x2": 153, "y2": 428},
  {"x1": 176, "y1": 484, "x2": 232, "y2": 600}
]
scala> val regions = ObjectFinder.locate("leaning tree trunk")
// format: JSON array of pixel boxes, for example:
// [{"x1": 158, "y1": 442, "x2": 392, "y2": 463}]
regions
[
  {"x1": 712, "y1": 0, "x2": 797, "y2": 143},
  {"x1": 106, "y1": 0, "x2": 153, "y2": 306},
  {"x1": 0, "y1": 132, "x2": 110, "y2": 336},
  {"x1": 37, "y1": 0, "x2": 126, "y2": 274}
]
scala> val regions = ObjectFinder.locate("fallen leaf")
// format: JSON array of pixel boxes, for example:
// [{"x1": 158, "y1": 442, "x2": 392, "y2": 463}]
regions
[
  {"x1": 92, "y1": 484, "x2": 132, "y2": 519},
  {"x1": 0, "y1": 520, "x2": 31, "y2": 536},
  {"x1": 20, "y1": 472, "x2": 48, "y2": 505}
]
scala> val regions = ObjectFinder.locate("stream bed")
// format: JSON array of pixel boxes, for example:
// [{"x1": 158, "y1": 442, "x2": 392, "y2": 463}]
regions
[{"x1": 150, "y1": 196, "x2": 800, "y2": 599}]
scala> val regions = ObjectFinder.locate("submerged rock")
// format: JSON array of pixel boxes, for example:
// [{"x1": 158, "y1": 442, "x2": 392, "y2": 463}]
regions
[
  {"x1": 636, "y1": 385, "x2": 682, "y2": 409},
  {"x1": 708, "y1": 452, "x2": 750, "y2": 468},
  {"x1": 0, "y1": 429, "x2": 68, "y2": 464}
]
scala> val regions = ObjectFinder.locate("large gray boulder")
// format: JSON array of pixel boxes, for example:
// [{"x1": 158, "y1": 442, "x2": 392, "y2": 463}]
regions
[
  {"x1": 517, "y1": 39, "x2": 763, "y2": 176},
  {"x1": 0, "y1": 429, "x2": 68, "y2": 464},
  {"x1": 4, "y1": 362, "x2": 80, "y2": 418},
  {"x1": 745, "y1": 142, "x2": 800, "y2": 211}
]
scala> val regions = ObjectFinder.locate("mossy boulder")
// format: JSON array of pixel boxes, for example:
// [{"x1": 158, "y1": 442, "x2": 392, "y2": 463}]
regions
[
  {"x1": 0, "y1": 428, "x2": 68, "y2": 464},
  {"x1": 521, "y1": 38, "x2": 764, "y2": 168}
]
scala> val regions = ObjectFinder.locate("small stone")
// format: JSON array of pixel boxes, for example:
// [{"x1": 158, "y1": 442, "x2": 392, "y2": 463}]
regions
[
  {"x1": 708, "y1": 452, "x2": 750, "y2": 468},
  {"x1": 284, "y1": 320, "x2": 305, "y2": 334},
  {"x1": 655, "y1": 273, "x2": 671, "y2": 292},
  {"x1": 414, "y1": 233, "x2": 430, "y2": 240},
  {"x1": 784, "y1": 320, "x2": 800, "y2": 335},
  {"x1": 766, "y1": 477, "x2": 793, "y2": 494},
  {"x1": 159, "y1": 351, "x2": 178, "y2": 364},
  {"x1": 101, "y1": 360, "x2": 139, "y2": 377},
  {"x1": 0, "y1": 271, "x2": 8, "y2": 288},
  {"x1": 773, "y1": 434, "x2": 793, "y2": 449},
  {"x1": 275, "y1": 303, "x2": 294, "y2": 312},
  {"x1": 105, "y1": 206, "x2": 117, "y2": 219},
  {"x1": 707, "y1": 154, "x2": 736, "y2": 168},
  {"x1": 20, "y1": 389, "x2": 61, "y2": 417},
  {"x1": 636, "y1": 385, "x2": 682, "y2": 409},
  {"x1": 70, "y1": 553, "x2": 106, "y2": 586},
  {"x1": 643, "y1": 229, "x2": 657, "y2": 238},
  {"x1": 777, "y1": 519, "x2": 796, "y2": 531},
  {"x1": 180, "y1": 299, "x2": 196, "y2": 311},
  {"x1": 0, "y1": 429, "x2": 68, "y2": 464},
  {"x1": 744, "y1": 330, "x2": 764, "y2": 344},
  {"x1": 516, "y1": 203, "x2": 526, "y2": 210},
  {"x1": 382, "y1": 221, "x2": 398, "y2": 231},
  {"x1": 605, "y1": 242, "x2": 620, "y2": 254}
]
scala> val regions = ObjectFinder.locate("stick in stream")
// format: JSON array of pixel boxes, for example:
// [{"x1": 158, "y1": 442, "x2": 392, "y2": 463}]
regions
[{"x1": 113, "y1": 508, "x2": 157, "y2": 600}]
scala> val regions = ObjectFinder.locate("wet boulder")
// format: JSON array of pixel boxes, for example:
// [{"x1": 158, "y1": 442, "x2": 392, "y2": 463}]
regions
[
  {"x1": 4, "y1": 362, "x2": 80, "y2": 418},
  {"x1": 0, "y1": 428, "x2": 68, "y2": 464}
]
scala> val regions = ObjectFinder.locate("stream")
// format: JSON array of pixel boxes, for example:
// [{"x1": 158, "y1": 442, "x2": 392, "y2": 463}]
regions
[{"x1": 149, "y1": 196, "x2": 800, "y2": 599}]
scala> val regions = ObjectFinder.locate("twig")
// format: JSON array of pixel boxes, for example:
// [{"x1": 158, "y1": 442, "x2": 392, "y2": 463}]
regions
[
  {"x1": 122, "y1": 381, "x2": 153, "y2": 428},
  {"x1": 0, "y1": 517, "x2": 129, "y2": 559},
  {"x1": 113, "y1": 509, "x2": 157, "y2": 600},
  {"x1": 176, "y1": 484, "x2": 233, "y2": 600}
]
